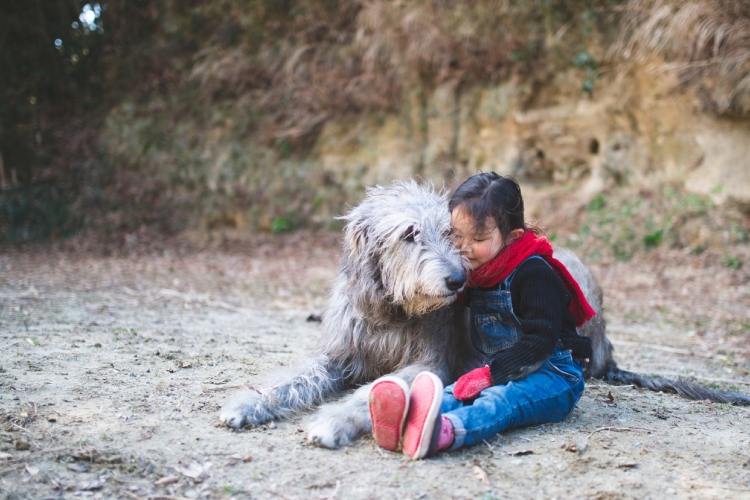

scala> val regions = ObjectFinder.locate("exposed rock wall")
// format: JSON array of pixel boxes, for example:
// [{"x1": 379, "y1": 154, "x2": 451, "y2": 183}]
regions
[{"x1": 315, "y1": 62, "x2": 750, "y2": 209}]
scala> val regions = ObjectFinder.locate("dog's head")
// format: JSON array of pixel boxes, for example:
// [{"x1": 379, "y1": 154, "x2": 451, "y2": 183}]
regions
[{"x1": 340, "y1": 180, "x2": 467, "y2": 318}]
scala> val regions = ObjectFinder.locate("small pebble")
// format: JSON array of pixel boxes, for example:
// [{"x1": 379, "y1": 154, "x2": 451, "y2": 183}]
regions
[{"x1": 14, "y1": 441, "x2": 30, "y2": 451}]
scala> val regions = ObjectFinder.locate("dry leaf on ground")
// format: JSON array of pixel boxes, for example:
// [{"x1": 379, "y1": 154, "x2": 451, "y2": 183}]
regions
[{"x1": 472, "y1": 465, "x2": 491, "y2": 485}]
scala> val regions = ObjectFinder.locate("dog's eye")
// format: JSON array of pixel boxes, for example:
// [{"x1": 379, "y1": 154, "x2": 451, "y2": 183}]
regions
[{"x1": 403, "y1": 226, "x2": 420, "y2": 242}]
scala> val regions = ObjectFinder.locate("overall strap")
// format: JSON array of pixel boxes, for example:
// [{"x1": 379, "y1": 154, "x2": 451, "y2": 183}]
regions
[{"x1": 500, "y1": 255, "x2": 550, "y2": 290}]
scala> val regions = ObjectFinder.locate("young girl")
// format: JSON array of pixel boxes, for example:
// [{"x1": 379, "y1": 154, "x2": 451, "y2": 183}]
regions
[{"x1": 368, "y1": 172, "x2": 595, "y2": 459}]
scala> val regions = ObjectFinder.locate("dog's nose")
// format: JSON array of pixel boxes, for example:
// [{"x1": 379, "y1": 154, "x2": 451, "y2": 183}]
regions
[{"x1": 445, "y1": 273, "x2": 466, "y2": 291}]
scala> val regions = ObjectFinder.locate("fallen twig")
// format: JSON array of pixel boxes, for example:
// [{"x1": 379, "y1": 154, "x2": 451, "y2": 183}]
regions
[
  {"x1": 587, "y1": 383, "x2": 635, "y2": 393},
  {"x1": 145, "y1": 496, "x2": 193, "y2": 500},
  {"x1": 483, "y1": 439, "x2": 495, "y2": 455},
  {"x1": 609, "y1": 338, "x2": 728, "y2": 361},
  {"x1": 320, "y1": 480, "x2": 341, "y2": 500},
  {"x1": 201, "y1": 384, "x2": 249, "y2": 393},
  {"x1": 337, "y1": 468, "x2": 360, "y2": 477},
  {"x1": 686, "y1": 481, "x2": 750, "y2": 492},
  {"x1": 305, "y1": 481, "x2": 337, "y2": 490},
  {"x1": 266, "y1": 490, "x2": 293, "y2": 500},
  {"x1": 610, "y1": 338, "x2": 694, "y2": 355},
  {"x1": 1, "y1": 446, "x2": 74, "y2": 463},
  {"x1": 10, "y1": 422, "x2": 34, "y2": 435},
  {"x1": 574, "y1": 426, "x2": 651, "y2": 454},
  {"x1": 586, "y1": 426, "x2": 650, "y2": 441},
  {"x1": 0, "y1": 463, "x2": 25, "y2": 476}
]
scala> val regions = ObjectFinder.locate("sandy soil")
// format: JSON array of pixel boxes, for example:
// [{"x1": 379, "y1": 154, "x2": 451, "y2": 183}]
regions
[{"x1": 1, "y1": 231, "x2": 750, "y2": 500}]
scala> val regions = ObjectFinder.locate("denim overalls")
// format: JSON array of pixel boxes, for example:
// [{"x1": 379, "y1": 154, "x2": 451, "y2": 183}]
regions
[{"x1": 441, "y1": 256, "x2": 585, "y2": 450}]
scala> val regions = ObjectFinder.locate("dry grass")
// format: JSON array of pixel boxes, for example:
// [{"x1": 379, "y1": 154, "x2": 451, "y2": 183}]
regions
[
  {"x1": 187, "y1": 0, "x2": 596, "y2": 145},
  {"x1": 189, "y1": 1, "x2": 401, "y2": 146},
  {"x1": 356, "y1": 0, "x2": 542, "y2": 85},
  {"x1": 611, "y1": 0, "x2": 750, "y2": 115}
]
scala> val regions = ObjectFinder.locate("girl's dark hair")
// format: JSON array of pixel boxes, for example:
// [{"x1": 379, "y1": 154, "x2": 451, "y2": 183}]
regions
[{"x1": 449, "y1": 172, "x2": 541, "y2": 242}]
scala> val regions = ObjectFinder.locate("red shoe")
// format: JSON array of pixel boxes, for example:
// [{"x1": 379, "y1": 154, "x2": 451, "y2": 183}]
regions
[
  {"x1": 368, "y1": 376, "x2": 410, "y2": 451},
  {"x1": 402, "y1": 372, "x2": 443, "y2": 460}
]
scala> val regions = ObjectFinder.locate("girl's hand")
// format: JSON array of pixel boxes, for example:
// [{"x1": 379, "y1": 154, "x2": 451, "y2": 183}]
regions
[{"x1": 453, "y1": 365, "x2": 493, "y2": 401}]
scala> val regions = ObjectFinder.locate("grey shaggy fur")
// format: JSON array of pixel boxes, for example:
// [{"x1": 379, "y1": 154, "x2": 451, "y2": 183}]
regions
[{"x1": 220, "y1": 180, "x2": 749, "y2": 449}]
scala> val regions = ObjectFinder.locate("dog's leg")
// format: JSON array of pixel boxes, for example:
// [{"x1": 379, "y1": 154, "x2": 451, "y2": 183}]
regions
[
  {"x1": 306, "y1": 363, "x2": 437, "y2": 449},
  {"x1": 306, "y1": 383, "x2": 372, "y2": 449},
  {"x1": 220, "y1": 355, "x2": 346, "y2": 428}
]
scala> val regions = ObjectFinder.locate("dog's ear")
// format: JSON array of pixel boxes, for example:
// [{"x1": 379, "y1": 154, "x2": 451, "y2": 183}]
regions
[
  {"x1": 343, "y1": 221, "x2": 379, "y2": 286},
  {"x1": 342, "y1": 218, "x2": 368, "y2": 259},
  {"x1": 340, "y1": 218, "x2": 389, "y2": 315}
]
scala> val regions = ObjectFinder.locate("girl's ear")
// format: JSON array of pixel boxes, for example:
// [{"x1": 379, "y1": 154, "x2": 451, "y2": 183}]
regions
[{"x1": 508, "y1": 228, "x2": 525, "y2": 242}]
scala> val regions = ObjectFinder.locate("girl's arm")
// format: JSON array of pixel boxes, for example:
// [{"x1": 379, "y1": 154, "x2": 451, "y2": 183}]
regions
[{"x1": 488, "y1": 259, "x2": 568, "y2": 384}]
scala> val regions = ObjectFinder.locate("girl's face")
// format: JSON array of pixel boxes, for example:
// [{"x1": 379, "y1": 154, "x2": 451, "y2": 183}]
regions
[{"x1": 450, "y1": 204, "x2": 505, "y2": 270}]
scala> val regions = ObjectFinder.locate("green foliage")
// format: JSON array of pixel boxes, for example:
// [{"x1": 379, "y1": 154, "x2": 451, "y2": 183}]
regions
[
  {"x1": 276, "y1": 139, "x2": 292, "y2": 159},
  {"x1": 271, "y1": 217, "x2": 295, "y2": 234},
  {"x1": 569, "y1": 185, "x2": 745, "y2": 262},
  {"x1": 572, "y1": 49, "x2": 596, "y2": 69},
  {"x1": 643, "y1": 229, "x2": 663, "y2": 249},
  {"x1": 219, "y1": 485, "x2": 243, "y2": 496},
  {"x1": 722, "y1": 255, "x2": 742, "y2": 269},
  {"x1": 731, "y1": 221, "x2": 747, "y2": 243},
  {"x1": 572, "y1": 46, "x2": 601, "y2": 96},
  {"x1": 586, "y1": 193, "x2": 606, "y2": 212}
]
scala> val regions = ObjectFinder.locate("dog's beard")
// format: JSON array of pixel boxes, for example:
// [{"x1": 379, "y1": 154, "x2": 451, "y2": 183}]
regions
[{"x1": 400, "y1": 293, "x2": 457, "y2": 317}]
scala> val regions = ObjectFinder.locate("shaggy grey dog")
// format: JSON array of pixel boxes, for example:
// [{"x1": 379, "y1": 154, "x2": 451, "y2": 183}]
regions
[
  {"x1": 220, "y1": 180, "x2": 482, "y2": 447},
  {"x1": 220, "y1": 180, "x2": 749, "y2": 449}
]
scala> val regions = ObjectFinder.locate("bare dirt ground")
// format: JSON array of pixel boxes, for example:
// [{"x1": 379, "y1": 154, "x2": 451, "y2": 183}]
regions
[{"x1": 2, "y1": 230, "x2": 750, "y2": 500}]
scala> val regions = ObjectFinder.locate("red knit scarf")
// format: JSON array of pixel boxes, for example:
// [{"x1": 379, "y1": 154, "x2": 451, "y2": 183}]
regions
[{"x1": 467, "y1": 231, "x2": 596, "y2": 327}]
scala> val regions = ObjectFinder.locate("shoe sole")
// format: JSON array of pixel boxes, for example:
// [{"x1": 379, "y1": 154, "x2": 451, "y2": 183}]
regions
[
  {"x1": 368, "y1": 376, "x2": 410, "y2": 451},
  {"x1": 402, "y1": 372, "x2": 443, "y2": 460}
]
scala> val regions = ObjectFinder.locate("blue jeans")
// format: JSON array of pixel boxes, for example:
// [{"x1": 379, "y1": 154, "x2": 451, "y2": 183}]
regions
[{"x1": 441, "y1": 347, "x2": 585, "y2": 450}]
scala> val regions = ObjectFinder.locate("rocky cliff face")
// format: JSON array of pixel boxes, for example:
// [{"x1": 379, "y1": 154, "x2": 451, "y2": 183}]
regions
[{"x1": 315, "y1": 62, "x2": 750, "y2": 209}]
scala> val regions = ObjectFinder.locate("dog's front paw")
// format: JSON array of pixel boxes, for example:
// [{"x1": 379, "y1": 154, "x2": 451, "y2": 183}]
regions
[
  {"x1": 219, "y1": 405, "x2": 248, "y2": 429},
  {"x1": 219, "y1": 388, "x2": 269, "y2": 429},
  {"x1": 307, "y1": 414, "x2": 354, "y2": 449}
]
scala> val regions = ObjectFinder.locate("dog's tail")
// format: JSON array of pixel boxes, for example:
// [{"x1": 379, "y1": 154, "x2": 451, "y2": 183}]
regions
[{"x1": 600, "y1": 360, "x2": 750, "y2": 405}]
